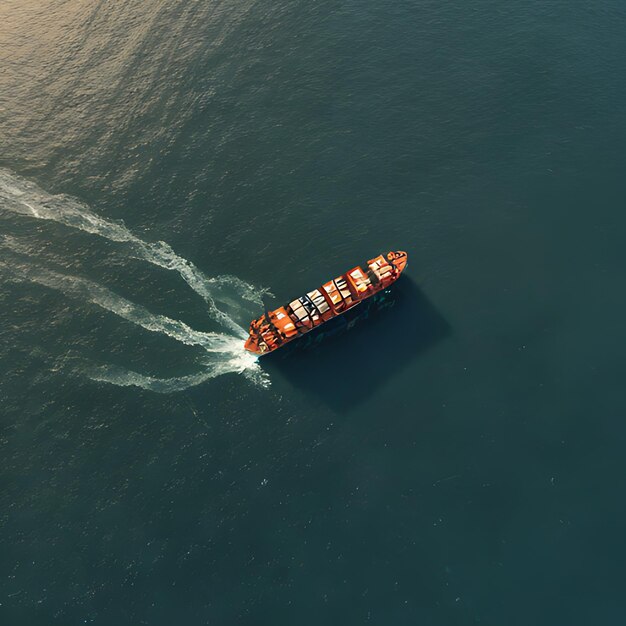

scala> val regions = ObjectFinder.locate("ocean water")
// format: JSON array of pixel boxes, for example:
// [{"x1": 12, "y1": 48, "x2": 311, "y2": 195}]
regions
[{"x1": 1, "y1": 1, "x2": 626, "y2": 624}]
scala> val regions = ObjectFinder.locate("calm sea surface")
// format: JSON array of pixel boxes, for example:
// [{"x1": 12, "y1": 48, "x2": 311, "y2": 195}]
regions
[{"x1": 1, "y1": 1, "x2": 626, "y2": 624}]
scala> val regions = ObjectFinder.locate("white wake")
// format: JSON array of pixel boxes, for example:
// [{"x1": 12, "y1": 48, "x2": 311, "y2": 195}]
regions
[{"x1": 0, "y1": 169, "x2": 268, "y2": 392}]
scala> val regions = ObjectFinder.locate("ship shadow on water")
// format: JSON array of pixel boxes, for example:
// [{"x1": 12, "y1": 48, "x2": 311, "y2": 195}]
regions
[{"x1": 260, "y1": 278, "x2": 451, "y2": 411}]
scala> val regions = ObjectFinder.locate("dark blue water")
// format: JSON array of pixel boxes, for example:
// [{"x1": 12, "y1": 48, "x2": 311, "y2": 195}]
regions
[{"x1": 2, "y1": 1, "x2": 626, "y2": 624}]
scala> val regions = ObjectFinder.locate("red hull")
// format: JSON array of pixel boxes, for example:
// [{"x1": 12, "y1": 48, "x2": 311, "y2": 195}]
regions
[{"x1": 244, "y1": 251, "x2": 407, "y2": 355}]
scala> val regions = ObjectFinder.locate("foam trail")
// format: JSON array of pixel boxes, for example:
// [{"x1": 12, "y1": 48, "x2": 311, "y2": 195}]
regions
[
  {"x1": 86, "y1": 354, "x2": 268, "y2": 394},
  {"x1": 88, "y1": 366, "x2": 230, "y2": 394},
  {"x1": 0, "y1": 168, "x2": 265, "y2": 337},
  {"x1": 1, "y1": 260, "x2": 266, "y2": 390},
  {"x1": 0, "y1": 169, "x2": 272, "y2": 393},
  {"x1": 6, "y1": 263, "x2": 237, "y2": 350}
]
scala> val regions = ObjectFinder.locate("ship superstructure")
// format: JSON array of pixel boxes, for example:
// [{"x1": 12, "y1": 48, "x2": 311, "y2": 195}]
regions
[{"x1": 244, "y1": 251, "x2": 407, "y2": 355}]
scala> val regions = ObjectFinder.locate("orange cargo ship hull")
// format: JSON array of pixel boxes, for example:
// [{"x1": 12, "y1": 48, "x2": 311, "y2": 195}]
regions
[{"x1": 244, "y1": 251, "x2": 408, "y2": 355}]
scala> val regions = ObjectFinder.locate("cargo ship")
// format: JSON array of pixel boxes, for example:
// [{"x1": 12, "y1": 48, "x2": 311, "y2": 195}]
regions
[{"x1": 244, "y1": 250, "x2": 407, "y2": 355}]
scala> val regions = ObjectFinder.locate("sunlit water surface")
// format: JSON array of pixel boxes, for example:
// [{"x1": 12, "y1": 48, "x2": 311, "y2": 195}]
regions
[{"x1": 1, "y1": 1, "x2": 626, "y2": 624}]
